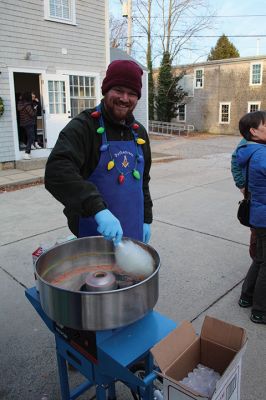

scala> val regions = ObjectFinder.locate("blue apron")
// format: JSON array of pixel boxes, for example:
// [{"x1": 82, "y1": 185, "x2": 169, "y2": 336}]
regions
[{"x1": 78, "y1": 133, "x2": 144, "y2": 241}]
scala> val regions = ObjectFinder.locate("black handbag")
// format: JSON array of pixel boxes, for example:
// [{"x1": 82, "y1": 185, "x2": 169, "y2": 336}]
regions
[
  {"x1": 237, "y1": 196, "x2": 251, "y2": 227},
  {"x1": 237, "y1": 156, "x2": 252, "y2": 227}
]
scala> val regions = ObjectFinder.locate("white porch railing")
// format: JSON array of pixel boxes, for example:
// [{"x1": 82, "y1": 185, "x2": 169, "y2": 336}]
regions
[{"x1": 149, "y1": 120, "x2": 194, "y2": 136}]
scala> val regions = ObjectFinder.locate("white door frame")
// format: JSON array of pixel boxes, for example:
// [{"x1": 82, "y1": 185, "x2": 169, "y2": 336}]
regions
[
  {"x1": 42, "y1": 73, "x2": 71, "y2": 148},
  {"x1": 8, "y1": 67, "x2": 50, "y2": 160}
]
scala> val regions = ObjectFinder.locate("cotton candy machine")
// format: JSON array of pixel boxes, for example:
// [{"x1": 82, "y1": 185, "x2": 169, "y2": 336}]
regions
[{"x1": 35, "y1": 236, "x2": 160, "y2": 331}]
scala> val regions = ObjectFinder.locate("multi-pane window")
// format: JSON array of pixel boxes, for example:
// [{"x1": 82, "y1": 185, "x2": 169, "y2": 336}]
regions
[
  {"x1": 248, "y1": 102, "x2": 260, "y2": 113},
  {"x1": 250, "y1": 63, "x2": 262, "y2": 85},
  {"x1": 219, "y1": 102, "x2": 230, "y2": 124},
  {"x1": 50, "y1": 0, "x2": 70, "y2": 20},
  {"x1": 177, "y1": 104, "x2": 186, "y2": 121},
  {"x1": 44, "y1": 0, "x2": 76, "y2": 24},
  {"x1": 70, "y1": 75, "x2": 96, "y2": 117},
  {"x1": 195, "y1": 69, "x2": 204, "y2": 88},
  {"x1": 48, "y1": 80, "x2": 66, "y2": 114}
]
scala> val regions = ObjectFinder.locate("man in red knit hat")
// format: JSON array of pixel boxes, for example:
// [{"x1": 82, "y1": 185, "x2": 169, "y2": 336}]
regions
[{"x1": 45, "y1": 60, "x2": 152, "y2": 246}]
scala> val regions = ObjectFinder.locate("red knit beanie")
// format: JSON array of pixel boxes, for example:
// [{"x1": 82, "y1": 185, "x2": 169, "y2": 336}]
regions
[{"x1": 101, "y1": 60, "x2": 143, "y2": 99}]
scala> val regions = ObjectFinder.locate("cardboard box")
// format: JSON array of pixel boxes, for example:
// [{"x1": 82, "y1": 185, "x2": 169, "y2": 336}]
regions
[{"x1": 151, "y1": 316, "x2": 247, "y2": 400}]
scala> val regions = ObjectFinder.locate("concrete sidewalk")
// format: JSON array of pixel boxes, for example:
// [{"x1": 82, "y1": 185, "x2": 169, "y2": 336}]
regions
[
  {"x1": 0, "y1": 167, "x2": 45, "y2": 190},
  {"x1": 1, "y1": 134, "x2": 265, "y2": 400},
  {"x1": 0, "y1": 133, "x2": 240, "y2": 191}
]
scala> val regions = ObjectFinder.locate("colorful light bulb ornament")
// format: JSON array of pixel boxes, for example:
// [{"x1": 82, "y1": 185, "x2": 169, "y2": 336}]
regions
[
  {"x1": 118, "y1": 174, "x2": 125, "y2": 184},
  {"x1": 136, "y1": 154, "x2": 144, "y2": 163},
  {"x1": 100, "y1": 143, "x2": 109, "y2": 152},
  {"x1": 94, "y1": 105, "x2": 144, "y2": 184},
  {"x1": 137, "y1": 138, "x2": 145, "y2": 145},
  {"x1": 91, "y1": 111, "x2": 101, "y2": 119},
  {"x1": 132, "y1": 169, "x2": 140, "y2": 180},
  {"x1": 108, "y1": 160, "x2": 115, "y2": 170},
  {"x1": 97, "y1": 127, "x2": 105, "y2": 134}
]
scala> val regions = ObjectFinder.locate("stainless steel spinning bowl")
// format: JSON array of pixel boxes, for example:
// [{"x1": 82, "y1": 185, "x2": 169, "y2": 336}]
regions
[{"x1": 35, "y1": 237, "x2": 160, "y2": 331}]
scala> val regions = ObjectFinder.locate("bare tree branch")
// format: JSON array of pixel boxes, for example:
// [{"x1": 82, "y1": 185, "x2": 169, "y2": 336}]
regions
[{"x1": 109, "y1": 13, "x2": 127, "y2": 49}]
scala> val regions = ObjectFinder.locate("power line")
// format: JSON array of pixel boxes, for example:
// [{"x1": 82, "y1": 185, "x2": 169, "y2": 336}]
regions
[
  {"x1": 131, "y1": 14, "x2": 266, "y2": 19},
  {"x1": 183, "y1": 14, "x2": 266, "y2": 18},
  {"x1": 122, "y1": 34, "x2": 266, "y2": 39}
]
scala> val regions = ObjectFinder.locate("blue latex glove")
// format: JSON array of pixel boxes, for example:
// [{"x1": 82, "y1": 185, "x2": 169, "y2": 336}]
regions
[
  {"x1": 94, "y1": 209, "x2": 123, "y2": 245},
  {"x1": 143, "y1": 223, "x2": 151, "y2": 244}
]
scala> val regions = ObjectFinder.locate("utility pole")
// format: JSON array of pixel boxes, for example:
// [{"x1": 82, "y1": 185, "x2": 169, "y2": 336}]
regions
[{"x1": 122, "y1": 0, "x2": 132, "y2": 55}]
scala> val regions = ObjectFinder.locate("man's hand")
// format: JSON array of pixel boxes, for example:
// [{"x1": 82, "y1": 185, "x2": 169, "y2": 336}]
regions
[
  {"x1": 94, "y1": 210, "x2": 123, "y2": 245},
  {"x1": 143, "y1": 223, "x2": 151, "y2": 244}
]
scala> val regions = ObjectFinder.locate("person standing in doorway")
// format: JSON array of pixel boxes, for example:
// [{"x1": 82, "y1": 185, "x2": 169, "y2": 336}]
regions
[
  {"x1": 31, "y1": 92, "x2": 42, "y2": 149},
  {"x1": 16, "y1": 92, "x2": 26, "y2": 149},
  {"x1": 45, "y1": 60, "x2": 153, "y2": 245},
  {"x1": 17, "y1": 92, "x2": 38, "y2": 160}
]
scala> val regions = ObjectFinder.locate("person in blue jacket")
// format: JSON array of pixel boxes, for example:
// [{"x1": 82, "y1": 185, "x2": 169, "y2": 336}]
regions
[
  {"x1": 231, "y1": 138, "x2": 256, "y2": 259},
  {"x1": 236, "y1": 110, "x2": 266, "y2": 324}
]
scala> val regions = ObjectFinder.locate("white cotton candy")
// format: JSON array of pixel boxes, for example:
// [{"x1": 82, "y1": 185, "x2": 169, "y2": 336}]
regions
[{"x1": 115, "y1": 240, "x2": 154, "y2": 277}]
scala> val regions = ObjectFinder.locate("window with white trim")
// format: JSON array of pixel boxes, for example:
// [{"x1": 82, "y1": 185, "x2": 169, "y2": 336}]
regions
[
  {"x1": 70, "y1": 75, "x2": 96, "y2": 117},
  {"x1": 250, "y1": 63, "x2": 262, "y2": 85},
  {"x1": 48, "y1": 80, "x2": 66, "y2": 114},
  {"x1": 194, "y1": 69, "x2": 204, "y2": 88},
  {"x1": 248, "y1": 102, "x2": 261, "y2": 113},
  {"x1": 177, "y1": 104, "x2": 186, "y2": 122},
  {"x1": 219, "y1": 102, "x2": 231, "y2": 124},
  {"x1": 44, "y1": 0, "x2": 76, "y2": 25}
]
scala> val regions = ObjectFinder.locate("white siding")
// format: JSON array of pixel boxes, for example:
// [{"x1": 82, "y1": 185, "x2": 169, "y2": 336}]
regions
[
  {"x1": 0, "y1": 0, "x2": 107, "y2": 162},
  {"x1": 134, "y1": 71, "x2": 148, "y2": 131}
]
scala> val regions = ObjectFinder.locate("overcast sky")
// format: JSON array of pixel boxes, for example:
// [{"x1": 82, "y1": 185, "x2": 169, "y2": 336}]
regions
[{"x1": 109, "y1": 0, "x2": 266, "y2": 66}]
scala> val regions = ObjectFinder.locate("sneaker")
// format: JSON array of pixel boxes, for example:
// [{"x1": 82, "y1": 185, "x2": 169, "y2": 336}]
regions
[
  {"x1": 35, "y1": 143, "x2": 42, "y2": 149},
  {"x1": 31, "y1": 144, "x2": 36, "y2": 150},
  {"x1": 250, "y1": 313, "x2": 266, "y2": 324},
  {"x1": 238, "y1": 298, "x2": 252, "y2": 308},
  {"x1": 23, "y1": 153, "x2": 31, "y2": 160}
]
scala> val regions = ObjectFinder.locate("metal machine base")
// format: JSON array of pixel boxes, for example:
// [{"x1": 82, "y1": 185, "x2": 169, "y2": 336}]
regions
[{"x1": 25, "y1": 287, "x2": 177, "y2": 400}]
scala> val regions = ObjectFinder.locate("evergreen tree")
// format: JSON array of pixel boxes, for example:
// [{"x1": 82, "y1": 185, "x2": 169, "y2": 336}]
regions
[
  {"x1": 207, "y1": 34, "x2": 240, "y2": 61},
  {"x1": 155, "y1": 51, "x2": 186, "y2": 122}
]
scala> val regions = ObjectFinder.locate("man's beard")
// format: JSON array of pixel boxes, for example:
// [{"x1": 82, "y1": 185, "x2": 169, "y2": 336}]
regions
[{"x1": 105, "y1": 101, "x2": 132, "y2": 123}]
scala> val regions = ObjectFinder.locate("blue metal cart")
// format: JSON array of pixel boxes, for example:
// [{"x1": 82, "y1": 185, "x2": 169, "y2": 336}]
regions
[{"x1": 25, "y1": 287, "x2": 177, "y2": 400}]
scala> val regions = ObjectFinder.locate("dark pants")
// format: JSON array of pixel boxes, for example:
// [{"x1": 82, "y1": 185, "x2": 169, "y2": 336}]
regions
[
  {"x1": 241, "y1": 227, "x2": 266, "y2": 315},
  {"x1": 249, "y1": 228, "x2": 256, "y2": 260},
  {"x1": 24, "y1": 124, "x2": 35, "y2": 154}
]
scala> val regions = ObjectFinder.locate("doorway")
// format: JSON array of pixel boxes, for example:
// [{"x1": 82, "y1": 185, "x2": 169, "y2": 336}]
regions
[{"x1": 13, "y1": 72, "x2": 45, "y2": 150}]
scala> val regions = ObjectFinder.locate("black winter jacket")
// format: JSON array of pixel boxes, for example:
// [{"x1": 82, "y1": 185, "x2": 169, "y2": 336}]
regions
[{"x1": 45, "y1": 101, "x2": 153, "y2": 236}]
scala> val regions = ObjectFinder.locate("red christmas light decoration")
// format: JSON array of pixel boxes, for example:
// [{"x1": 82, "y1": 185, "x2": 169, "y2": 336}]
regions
[
  {"x1": 91, "y1": 111, "x2": 101, "y2": 118},
  {"x1": 118, "y1": 174, "x2": 125, "y2": 184}
]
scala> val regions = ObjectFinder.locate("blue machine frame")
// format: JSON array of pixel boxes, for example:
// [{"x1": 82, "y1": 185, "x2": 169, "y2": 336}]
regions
[{"x1": 25, "y1": 287, "x2": 177, "y2": 400}]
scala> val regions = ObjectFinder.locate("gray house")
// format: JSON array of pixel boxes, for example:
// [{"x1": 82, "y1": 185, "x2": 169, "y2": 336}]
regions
[
  {"x1": 174, "y1": 55, "x2": 266, "y2": 134},
  {"x1": 0, "y1": 0, "x2": 148, "y2": 167}
]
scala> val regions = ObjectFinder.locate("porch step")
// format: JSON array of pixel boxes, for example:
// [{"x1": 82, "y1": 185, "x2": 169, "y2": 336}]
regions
[{"x1": 16, "y1": 157, "x2": 47, "y2": 171}]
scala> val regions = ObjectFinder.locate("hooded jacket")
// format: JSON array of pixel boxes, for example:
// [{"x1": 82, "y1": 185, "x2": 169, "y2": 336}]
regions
[
  {"x1": 236, "y1": 141, "x2": 266, "y2": 227},
  {"x1": 231, "y1": 138, "x2": 247, "y2": 189}
]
